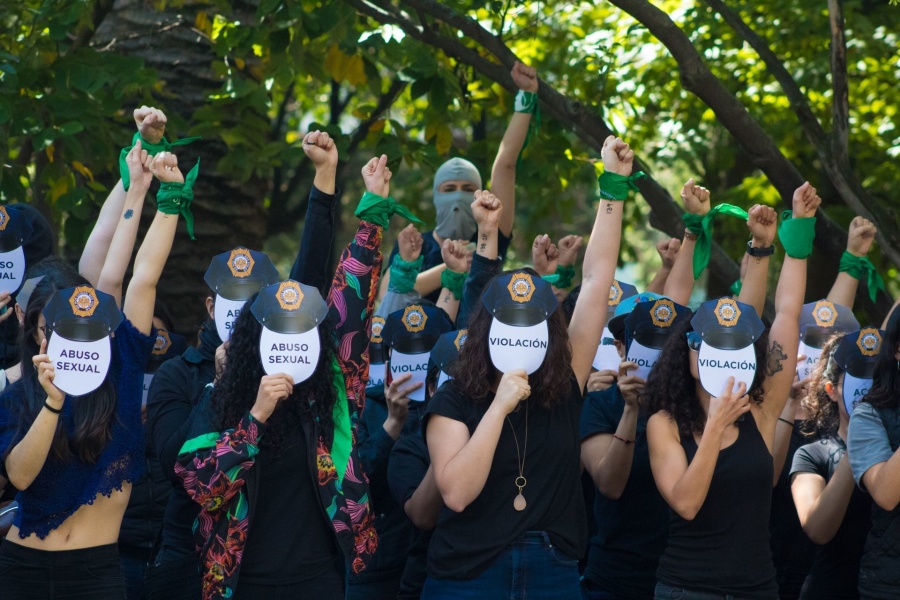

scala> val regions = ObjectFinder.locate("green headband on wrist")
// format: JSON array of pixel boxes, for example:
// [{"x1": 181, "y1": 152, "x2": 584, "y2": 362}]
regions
[
  {"x1": 682, "y1": 203, "x2": 749, "y2": 279},
  {"x1": 598, "y1": 171, "x2": 647, "y2": 201},
  {"x1": 119, "y1": 132, "x2": 201, "y2": 190},
  {"x1": 840, "y1": 251, "x2": 885, "y2": 302},
  {"x1": 388, "y1": 255, "x2": 424, "y2": 294},
  {"x1": 778, "y1": 211, "x2": 816, "y2": 259},
  {"x1": 355, "y1": 192, "x2": 422, "y2": 230},
  {"x1": 542, "y1": 264, "x2": 576, "y2": 289},
  {"x1": 155, "y1": 160, "x2": 200, "y2": 240}
]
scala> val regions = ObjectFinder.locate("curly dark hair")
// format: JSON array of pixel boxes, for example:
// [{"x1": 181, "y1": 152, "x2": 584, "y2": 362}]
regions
[
  {"x1": 16, "y1": 272, "x2": 117, "y2": 463},
  {"x1": 643, "y1": 318, "x2": 768, "y2": 439},
  {"x1": 213, "y1": 296, "x2": 339, "y2": 456},
  {"x1": 801, "y1": 333, "x2": 845, "y2": 437},
  {"x1": 863, "y1": 307, "x2": 900, "y2": 410},
  {"x1": 449, "y1": 269, "x2": 573, "y2": 409}
]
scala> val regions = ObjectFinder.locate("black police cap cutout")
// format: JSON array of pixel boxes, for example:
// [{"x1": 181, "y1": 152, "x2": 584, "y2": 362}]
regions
[
  {"x1": 250, "y1": 280, "x2": 329, "y2": 335},
  {"x1": 382, "y1": 303, "x2": 455, "y2": 355},
  {"x1": 43, "y1": 286, "x2": 124, "y2": 342},
  {"x1": 690, "y1": 297, "x2": 764, "y2": 350},
  {"x1": 834, "y1": 327, "x2": 884, "y2": 378},
  {"x1": 204, "y1": 247, "x2": 281, "y2": 301},
  {"x1": 481, "y1": 271, "x2": 558, "y2": 327}
]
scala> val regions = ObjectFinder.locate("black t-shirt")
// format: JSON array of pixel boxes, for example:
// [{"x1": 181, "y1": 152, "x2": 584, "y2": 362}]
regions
[
  {"x1": 422, "y1": 378, "x2": 587, "y2": 580},
  {"x1": 579, "y1": 386, "x2": 669, "y2": 599},
  {"x1": 790, "y1": 436, "x2": 871, "y2": 600},
  {"x1": 239, "y1": 414, "x2": 339, "y2": 586},
  {"x1": 388, "y1": 433, "x2": 433, "y2": 600}
]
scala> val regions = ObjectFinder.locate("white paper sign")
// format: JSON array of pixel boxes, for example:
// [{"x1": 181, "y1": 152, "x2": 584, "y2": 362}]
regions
[
  {"x1": 47, "y1": 334, "x2": 112, "y2": 397},
  {"x1": 214, "y1": 296, "x2": 248, "y2": 341},
  {"x1": 0, "y1": 246, "x2": 26, "y2": 294},
  {"x1": 843, "y1": 373, "x2": 872, "y2": 416},
  {"x1": 488, "y1": 318, "x2": 549, "y2": 375},
  {"x1": 625, "y1": 340, "x2": 660, "y2": 381},
  {"x1": 697, "y1": 343, "x2": 757, "y2": 398},
  {"x1": 592, "y1": 326, "x2": 620, "y2": 372},
  {"x1": 259, "y1": 326, "x2": 321, "y2": 383},
  {"x1": 368, "y1": 362, "x2": 386, "y2": 388},
  {"x1": 142, "y1": 373, "x2": 154, "y2": 408},
  {"x1": 797, "y1": 341, "x2": 824, "y2": 381},
  {"x1": 389, "y1": 350, "x2": 429, "y2": 402}
]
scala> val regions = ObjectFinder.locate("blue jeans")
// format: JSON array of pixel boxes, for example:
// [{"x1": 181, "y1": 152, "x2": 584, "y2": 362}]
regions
[
  {"x1": 655, "y1": 582, "x2": 750, "y2": 600},
  {"x1": 422, "y1": 531, "x2": 581, "y2": 600}
]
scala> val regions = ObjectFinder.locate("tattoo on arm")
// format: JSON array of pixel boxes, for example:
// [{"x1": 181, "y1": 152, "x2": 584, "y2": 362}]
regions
[
  {"x1": 481, "y1": 234, "x2": 487, "y2": 241},
  {"x1": 479, "y1": 243, "x2": 486, "y2": 251},
  {"x1": 765, "y1": 341, "x2": 788, "y2": 377},
  {"x1": 605, "y1": 202, "x2": 613, "y2": 214},
  {"x1": 124, "y1": 209, "x2": 134, "y2": 220}
]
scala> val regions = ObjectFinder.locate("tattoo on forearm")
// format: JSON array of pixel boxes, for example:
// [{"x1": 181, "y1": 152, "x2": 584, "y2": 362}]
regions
[
  {"x1": 765, "y1": 341, "x2": 788, "y2": 377},
  {"x1": 124, "y1": 209, "x2": 134, "y2": 220},
  {"x1": 443, "y1": 293, "x2": 451, "y2": 303},
  {"x1": 605, "y1": 202, "x2": 613, "y2": 214},
  {"x1": 481, "y1": 234, "x2": 487, "y2": 241},
  {"x1": 480, "y1": 243, "x2": 486, "y2": 251}
]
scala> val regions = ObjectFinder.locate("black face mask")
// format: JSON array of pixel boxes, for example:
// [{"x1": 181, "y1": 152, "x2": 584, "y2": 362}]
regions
[{"x1": 198, "y1": 320, "x2": 222, "y2": 360}]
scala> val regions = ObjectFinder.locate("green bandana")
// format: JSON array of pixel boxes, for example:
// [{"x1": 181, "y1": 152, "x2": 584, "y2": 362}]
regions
[
  {"x1": 840, "y1": 251, "x2": 886, "y2": 303},
  {"x1": 440, "y1": 268, "x2": 467, "y2": 300},
  {"x1": 598, "y1": 171, "x2": 647, "y2": 201},
  {"x1": 730, "y1": 279, "x2": 743, "y2": 296},
  {"x1": 330, "y1": 355, "x2": 351, "y2": 484},
  {"x1": 155, "y1": 160, "x2": 200, "y2": 240},
  {"x1": 682, "y1": 204, "x2": 749, "y2": 279},
  {"x1": 778, "y1": 211, "x2": 817, "y2": 259},
  {"x1": 388, "y1": 254, "x2": 424, "y2": 294},
  {"x1": 514, "y1": 90, "x2": 541, "y2": 169},
  {"x1": 119, "y1": 132, "x2": 201, "y2": 190},
  {"x1": 542, "y1": 264, "x2": 576, "y2": 289},
  {"x1": 355, "y1": 192, "x2": 422, "y2": 229}
]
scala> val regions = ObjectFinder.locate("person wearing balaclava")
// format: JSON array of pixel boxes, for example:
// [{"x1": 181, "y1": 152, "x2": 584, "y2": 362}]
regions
[{"x1": 382, "y1": 61, "x2": 540, "y2": 304}]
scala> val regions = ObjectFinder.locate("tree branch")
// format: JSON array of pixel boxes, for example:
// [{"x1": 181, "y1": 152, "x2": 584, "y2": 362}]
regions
[{"x1": 828, "y1": 0, "x2": 850, "y2": 169}]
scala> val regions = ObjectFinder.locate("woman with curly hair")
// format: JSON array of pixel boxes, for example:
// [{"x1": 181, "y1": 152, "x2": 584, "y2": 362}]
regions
[
  {"x1": 174, "y1": 155, "x2": 408, "y2": 600},
  {"x1": 789, "y1": 332, "x2": 871, "y2": 599},
  {"x1": 420, "y1": 135, "x2": 631, "y2": 600},
  {"x1": 644, "y1": 182, "x2": 821, "y2": 599}
]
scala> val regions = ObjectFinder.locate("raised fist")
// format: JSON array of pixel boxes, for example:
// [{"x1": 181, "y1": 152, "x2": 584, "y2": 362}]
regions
[
  {"x1": 125, "y1": 140, "x2": 153, "y2": 190},
  {"x1": 302, "y1": 130, "x2": 338, "y2": 169},
  {"x1": 531, "y1": 234, "x2": 559, "y2": 277},
  {"x1": 681, "y1": 179, "x2": 710, "y2": 216},
  {"x1": 511, "y1": 61, "x2": 538, "y2": 93},
  {"x1": 362, "y1": 154, "x2": 392, "y2": 198},
  {"x1": 746, "y1": 204, "x2": 777, "y2": 247},
  {"x1": 847, "y1": 216, "x2": 877, "y2": 257},
  {"x1": 397, "y1": 224, "x2": 423, "y2": 263},
  {"x1": 656, "y1": 238, "x2": 680, "y2": 269},
  {"x1": 792, "y1": 182, "x2": 821, "y2": 219},
  {"x1": 149, "y1": 151, "x2": 184, "y2": 184},
  {"x1": 442, "y1": 239, "x2": 469, "y2": 273},
  {"x1": 134, "y1": 106, "x2": 167, "y2": 145},
  {"x1": 557, "y1": 234, "x2": 583, "y2": 267},
  {"x1": 471, "y1": 189, "x2": 502, "y2": 229},
  {"x1": 601, "y1": 136, "x2": 634, "y2": 177}
]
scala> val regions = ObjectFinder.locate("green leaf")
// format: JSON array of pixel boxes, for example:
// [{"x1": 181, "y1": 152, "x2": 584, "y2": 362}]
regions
[{"x1": 346, "y1": 272, "x2": 362, "y2": 299}]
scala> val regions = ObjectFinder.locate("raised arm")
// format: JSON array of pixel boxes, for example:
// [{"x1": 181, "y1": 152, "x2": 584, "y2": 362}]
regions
[
  {"x1": 288, "y1": 131, "x2": 339, "y2": 295},
  {"x1": 436, "y1": 239, "x2": 467, "y2": 323},
  {"x1": 122, "y1": 152, "x2": 184, "y2": 335},
  {"x1": 456, "y1": 191, "x2": 503, "y2": 329},
  {"x1": 757, "y1": 184, "x2": 821, "y2": 439},
  {"x1": 646, "y1": 238, "x2": 679, "y2": 295},
  {"x1": 377, "y1": 224, "x2": 424, "y2": 319},
  {"x1": 827, "y1": 216, "x2": 876, "y2": 307},
  {"x1": 490, "y1": 61, "x2": 538, "y2": 238},
  {"x1": 81, "y1": 107, "x2": 166, "y2": 286},
  {"x1": 568, "y1": 136, "x2": 630, "y2": 391},
  {"x1": 664, "y1": 180, "x2": 708, "y2": 306},
  {"x1": 737, "y1": 204, "x2": 777, "y2": 317}
]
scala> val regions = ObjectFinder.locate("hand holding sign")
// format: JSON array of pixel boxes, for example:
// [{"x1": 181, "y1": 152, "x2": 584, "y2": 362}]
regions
[
  {"x1": 0, "y1": 292, "x2": 13, "y2": 324},
  {"x1": 792, "y1": 182, "x2": 821, "y2": 218},
  {"x1": 680, "y1": 178, "x2": 710, "y2": 216},
  {"x1": 362, "y1": 154, "x2": 392, "y2": 198},
  {"x1": 384, "y1": 373, "x2": 422, "y2": 440},
  {"x1": 601, "y1": 136, "x2": 634, "y2": 177},
  {"x1": 471, "y1": 190, "x2": 502, "y2": 230},
  {"x1": 492, "y1": 369, "x2": 531, "y2": 416},
  {"x1": 250, "y1": 373, "x2": 294, "y2": 424},
  {"x1": 707, "y1": 377, "x2": 750, "y2": 432},
  {"x1": 617, "y1": 361, "x2": 645, "y2": 408},
  {"x1": 150, "y1": 152, "x2": 184, "y2": 184},
  {"x1": 134, "y1": 106, "x2": 168, "y2": 145},
  {"x1": 302, "y1": 130, "x2": 338, "y2": 169},
  {"x1": 531, "y1": 234, "x2": 559, "y2": 277},
  {"x1": 747, "y1": 204, "x2": 777, "y2": 247},
  {"x1": 33, "y1": 339, "x2": 64, "y2": 409},
  {"x1": 847, "y1": 216, "x2": 877, "y2": 257},
  {"x1": 587, "y1": 369, "x2": 617, "y2": 393}
]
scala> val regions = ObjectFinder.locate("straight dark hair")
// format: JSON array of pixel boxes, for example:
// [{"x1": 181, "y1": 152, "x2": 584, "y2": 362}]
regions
[
  {"x1": 863, "y1": 309, "x2": 900, "y2": 409},
  {"x1": 17, "y1": 274, "x2": 118, "y2": 463},
  {"x1": 449, "y1": 269, "x2": 573, "y2": 409}
]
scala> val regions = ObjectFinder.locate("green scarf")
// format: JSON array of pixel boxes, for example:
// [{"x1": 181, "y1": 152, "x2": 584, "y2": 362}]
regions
[
  {"x1": 682, "y1": 204, "x2": 749, "y2": 279},
  {"x1": 840, "y1": 251, "x2": 886, "y2": 303},
  {"x1": 388, "y1": 255, "x2": 424, "y2": 294},
  {"x1": 355, "y1": 191, "x2": 422, "y2": 229},
  {"x1": 119, "y1": 132, "x2": 201, "y2": 190},
  {"x1": 778, "y1": 211, "x2": 816, "y2": 259},
  {"x1": 330, "y1": 355, "x2": 351, "y2": 484},
  {"x1": 155, "y1": 160, "x2": 200, "y2": 240},
  {"x1": 598, "y1": 171, "x2": 646, "y2": 201}
]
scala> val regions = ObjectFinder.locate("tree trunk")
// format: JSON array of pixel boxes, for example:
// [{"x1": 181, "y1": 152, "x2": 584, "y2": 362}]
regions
[{"x1": 92, "y1": 0, "x2": 269, "y2": 336}]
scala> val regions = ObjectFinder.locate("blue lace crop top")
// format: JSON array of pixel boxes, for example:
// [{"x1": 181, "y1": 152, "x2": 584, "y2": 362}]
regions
[{"x1": 0, "y1": 319, "x2": 154, "y2": 539}]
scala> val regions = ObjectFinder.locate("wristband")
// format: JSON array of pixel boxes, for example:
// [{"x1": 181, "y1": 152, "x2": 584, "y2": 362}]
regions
[
  {"x1": 597, "y1": 171, "x2": 647, "y2": 201},
  {"x1": 119, "y1": 132, "x2": 201, "y2": 191},
  {"x1": 514, "y1": 90, "x2": 538, "y2": 114},
  {"x1": 387, "y1": 254, "x2": 424, "y2": 294},
  {"x1": 43, "y1": 401, "x2": 63, "y2": 415},
  {"x1": 777, "y1": 417, "x2": 794, "y2": 427},
  {"x1": 155, "y1": 160, "x2": 200, "y2": 240},
  {"x1": 514, "y1": 90, "x2": 541, "y2": 168},
  {"x1": 730, "y1": 279, "x2": 743, "y2": 296},
  {"x1": 612, "y1": 434, "x2": 634, "y2": 445},
  {"x1": 684, "y1": 228, "x2": 699, "y2": 242},
  {"x1": 839, "y1": 250, "x2": 886, "y2": 303},
  {"x1": 682, "y1": 204, "x2": 749, "y2": 279},
  {"x1": 545, "y1": 264, "x2": 575, "y2": 289},
  {"x1": 746, "y1": 241, "x2": 775, "y2": 258},
  {"x1": 778, "y1": 211, "x2": 816, "y2": 259},
  {"x1": 440, "y1": 268, "x2": 467, "y2": 300},
  {"x1": 355, "y1": 192, "x2": 422, "y2": 230}
]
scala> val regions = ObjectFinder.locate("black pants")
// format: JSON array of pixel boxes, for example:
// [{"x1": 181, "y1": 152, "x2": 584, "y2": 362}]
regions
[{"x1": 0, "y1": 539, "x2": 126, "y2": 599}]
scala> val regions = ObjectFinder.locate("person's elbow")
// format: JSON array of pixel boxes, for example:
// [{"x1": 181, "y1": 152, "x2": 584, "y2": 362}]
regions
[
  {"x1": 596, "y1": 478, "x2": 626, "y2": 501},
  {"x1": 492, "y1": 155, "x2": 516, "y2": 176},
  {"x1": 871, "y1": 488, "x2": 900, "y2": 512},
  {"x1": 6, "y1": 467, "x2": 34, "y2": 492},
  {"x1": 801, "y1": 523, "x2": 836, "y2": 546},
  {"x1": 406, "y1": 502, "x2": 439, "y2": 531},
  {"x1": 440, "y1": 489, "x2": 472, "y2": 513},
  {"x1": 669, "y1": 498, "x2": 702, "y2": 521}
]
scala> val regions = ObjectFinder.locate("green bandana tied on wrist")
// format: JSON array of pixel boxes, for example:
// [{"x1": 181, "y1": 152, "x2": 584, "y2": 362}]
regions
[
  {"x1": 542, "y1": 264, "x2": 576, "y2": 289},
  {"x1": 156, "y1": 160, "x2": 200, "y2": 240},
  {"x1": 355, "y1": 192, "x2": 422, "y2": 230},
  {"x1": 329, "y1": 355, "x2": 351, "y2": 484},
  {"x1": 388, "y1": 255, "x2": 424, "y2": 294},
  {"x1": 514, "y1": 90, "x2": 541, "y2": 169},
  {"x1": 119, "y1": 132, "x2": 201, "y2": 190},
  {"x1": 840, "y1": 251, "x2": 886, "y2": 302},
  {"x1": 598, "y1": 171, "x2": 647, "y2": 201},
  {"x1": 730, "y1": 279, "x2": 743, "y2": 296},
  {"x1": 682, "y1": 204, "x2": 749, "y2": 279},
  {"x1": 440, "y1": 268, "x2": 467, "y2": 300},
  {"x1": 778, "y1": 211, "x2": 816, "y2": 259}
]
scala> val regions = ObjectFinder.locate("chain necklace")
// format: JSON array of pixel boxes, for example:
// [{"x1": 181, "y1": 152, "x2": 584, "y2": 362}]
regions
[{"x1": 506, "y1": 401, "x2": 529, "y2": 511}]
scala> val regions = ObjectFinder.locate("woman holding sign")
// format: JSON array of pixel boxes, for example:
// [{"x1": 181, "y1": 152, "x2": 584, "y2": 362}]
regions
[
  {"x1": 421, "y1": 135, "x2": 632, "y2": 599},
  {"x1": 0, "y1": 150, "x2": 184, "y2": 598},
  {"x1": 174, "y1": 155, "x2": 413, "y2": 600},
  {"x1": 644, "y1": 182, "x2": 820, "y2": 599}
]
